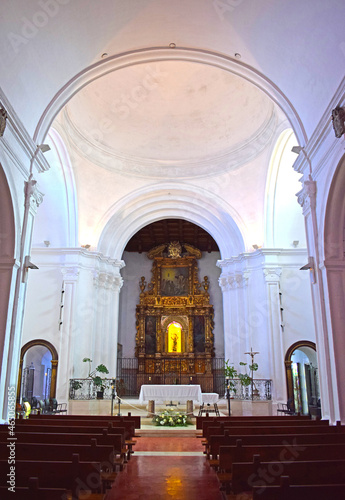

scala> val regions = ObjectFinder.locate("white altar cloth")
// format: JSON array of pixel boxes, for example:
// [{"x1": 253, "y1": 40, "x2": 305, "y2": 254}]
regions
[
  {"x1": 201, "y1": 393, "x2": 219, "y2": 404},
  {"x1": 139, "y1": 384, "x2": 203, "y2": 404}
]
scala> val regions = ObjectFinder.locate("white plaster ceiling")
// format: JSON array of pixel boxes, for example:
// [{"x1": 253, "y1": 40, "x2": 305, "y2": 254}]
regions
[{"x1": 60, "y1": 60, "x2": 275, "y2": 177}]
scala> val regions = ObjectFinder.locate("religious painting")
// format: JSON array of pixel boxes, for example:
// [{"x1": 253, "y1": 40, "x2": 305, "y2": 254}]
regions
[
  {"x1": 161, "y1": 267, "x2": 188, "y2": 296},
  {"x1": 193, "y1": 316, "x2": 205, "y2": 353},
  {"x1": 145, "y1": 316, "x2": 156, "y2": 355}
]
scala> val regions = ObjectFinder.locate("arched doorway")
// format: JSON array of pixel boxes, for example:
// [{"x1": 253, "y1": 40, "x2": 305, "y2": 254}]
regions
[
  {"x1": 285, "y1": 341, "x2": 320, "y2": 415},
  {"x1": 17, "y1": 340, "x2": 58, "y2": 404}
]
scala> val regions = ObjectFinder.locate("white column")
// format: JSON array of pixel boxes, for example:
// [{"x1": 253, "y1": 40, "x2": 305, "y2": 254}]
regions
[
  {"x1": 218, "y1": 260, "x2": 250, "y2": 367},
  {"x1": 1, "y1": 177, "x2": 43, "y2": 419},
  {"x1": 92, "y1": 262, "x2": 124, "y2": 378},
  {"x1": 57, "y1": 267, "x2": 79, "y2": 403},
  {"x1": 263, "y1": 267, "x2": 286, "y2": 401},
  {"x1": 297, "y1": 178, "x2": 339, "y2": 422}
]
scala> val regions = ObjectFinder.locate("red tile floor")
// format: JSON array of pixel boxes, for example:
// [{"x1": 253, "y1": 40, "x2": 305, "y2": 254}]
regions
[{"x1": 105, "y1": 436, "x2": 223, "y2": 500}]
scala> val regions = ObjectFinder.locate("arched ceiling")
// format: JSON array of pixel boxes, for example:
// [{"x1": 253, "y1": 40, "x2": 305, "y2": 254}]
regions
[
  {"x1": 124, "y1": 219, "x2": 219, "y2": 253},
  {"x1": 1, "y1": 0, "x2": 344, "y2": 139},
  {"x1": 60, "y1": 59, "x2": 275, "y2": 177}
]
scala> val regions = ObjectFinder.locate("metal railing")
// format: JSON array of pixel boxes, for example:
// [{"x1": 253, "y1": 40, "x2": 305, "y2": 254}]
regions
[{"x1": 69, "y1": 359, "x2": 272, "y2": 401}]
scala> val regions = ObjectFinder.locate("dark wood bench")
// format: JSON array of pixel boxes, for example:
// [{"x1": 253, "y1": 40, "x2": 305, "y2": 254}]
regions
[
  {"x1": 0, "y1": 453, "x2": 102, "y2": 496},
  {"x1": 29, "y1": 413, "x2": 141, "y2": 429},
  {"x1": 0, "y1": 429, "x2": 127, "y2": 462},
  {"x1": 231, "y1": 456, "x2": 345, "y2": 494},
  {"x1": 196, "y1": 414, "x2": 311, "y2": 429},
  {"x1": 1, "y1": 439, "x2": 124, "y2": 472},
  {"x1": 14, "y1": 420, "x2": 136, "y2": 438},
  {"x1": 252, "y1": 476, "x2": 345, "y2": 500},
  {"x1": 206, "y1": 431, "x2": 345, "y2": 461}
]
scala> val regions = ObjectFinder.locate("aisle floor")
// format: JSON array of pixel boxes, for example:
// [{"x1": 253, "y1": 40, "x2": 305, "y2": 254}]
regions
[{"x1": 105, "y1": 436, "x2": 223, "y2": 500}]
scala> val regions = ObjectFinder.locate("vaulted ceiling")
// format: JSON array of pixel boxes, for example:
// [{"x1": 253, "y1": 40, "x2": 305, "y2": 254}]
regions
[{"x1": 124, "y1": 219, "x2": 219, "y2": 253}]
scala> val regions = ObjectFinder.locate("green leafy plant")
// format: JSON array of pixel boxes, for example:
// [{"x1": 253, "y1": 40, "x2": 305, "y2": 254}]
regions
[
  {"x1": 224, "y1": 360, "x2": 238, "y2": 394},
  {"x1": 152, "y1": 409, "x2": 192, "y2": 427},
  {"x1": 71, "y1": 380, "x2": 83, "y2": 391},
  {"x1": 238, "y1": 361, "x2": 259, "y2": 388},
  {"x1": 83, "y1": 357, "x2": 109, "y2": 392}
]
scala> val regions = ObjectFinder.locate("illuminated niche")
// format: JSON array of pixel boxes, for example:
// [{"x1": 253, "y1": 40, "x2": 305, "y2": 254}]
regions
[{"x1": 168, "y1": 322, "x2": 182, "y2": 353}]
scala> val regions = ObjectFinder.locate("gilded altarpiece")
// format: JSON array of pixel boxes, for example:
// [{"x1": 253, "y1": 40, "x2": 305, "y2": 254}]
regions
[{"x1": 135, "y1": 242, "x2": 215, "y2": 392}]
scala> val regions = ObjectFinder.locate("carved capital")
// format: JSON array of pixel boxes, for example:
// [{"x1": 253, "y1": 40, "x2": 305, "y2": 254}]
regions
[
  {"x1": 263, "y1": 267, "x2": 282, "y2": 283},
  {"x1": 219, "y1": 271, "x2": 249, "y2": 291},
  {"x1": 61, "y1": 267, "x2": 79, "y2": 281},
  {"x1": 24, "y1": 175, "x2": 44, "y2": 212},
  {"x1": 332, "y1": 106, "x2": 345, "y2": 138},
  {"x1": 296, "y1": 176, "x2": 316, "y2": 213},
  {"x1": 0, "y1": 107, "x2": 7, "y2": 137}
]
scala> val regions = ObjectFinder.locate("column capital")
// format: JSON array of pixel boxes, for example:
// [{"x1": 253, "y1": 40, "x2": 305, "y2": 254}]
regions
[
  {"x1": 296, "y1": 175, "x2": 316, "y2": 214},
  {"x1": 219, "y1": 271, "x2": 250, "y2": 291},
  {"x1": 263, "y1": 267, "x2": 282, "y2": 282},
  {"x1": 61, "y1": 267, "x2": 79, "y2": 282},
  {"x1": 24, "y1": 175, "x2": 44, "y2": 213}
]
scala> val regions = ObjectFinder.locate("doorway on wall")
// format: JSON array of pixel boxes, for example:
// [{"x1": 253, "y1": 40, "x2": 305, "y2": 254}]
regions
[
  {"x1": 285, "y1": 341, "x2": 320, "y2": 416},
  {"x1": 21, "y1": 345, "x2": 52, "y2": 404},
  {"x1": 18, "y1": 340, "x2": 58, "y2": 405}
]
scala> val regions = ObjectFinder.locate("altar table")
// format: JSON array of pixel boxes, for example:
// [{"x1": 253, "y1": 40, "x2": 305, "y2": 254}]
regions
[{"x1": 139, "y1": 384, "x2": 203, "y2": 405}]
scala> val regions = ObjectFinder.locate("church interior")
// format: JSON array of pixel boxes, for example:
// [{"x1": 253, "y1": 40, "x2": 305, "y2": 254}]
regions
[{"x1": 1, "y1": 0, "x2": 345, "y2": 497}]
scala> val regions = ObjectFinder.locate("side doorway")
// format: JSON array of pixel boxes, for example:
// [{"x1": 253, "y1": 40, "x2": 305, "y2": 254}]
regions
[{"x1": 285, "y1": 341, "x2": 320, "y2": 416}]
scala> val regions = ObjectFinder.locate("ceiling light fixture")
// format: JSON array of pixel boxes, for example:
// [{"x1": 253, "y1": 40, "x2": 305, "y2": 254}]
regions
[
  {"x1": 169, "y1": 43, "x2": 176, "y2": 48},
  {"x1": 38, "y1": 144, "x2": 51, "y2": 153},
  {"x1": 101, "y1": 53, "x2": 108, "y2": 59},
  {"x1": 234, "y1": 53, "x2": 241, "y2": 59}
]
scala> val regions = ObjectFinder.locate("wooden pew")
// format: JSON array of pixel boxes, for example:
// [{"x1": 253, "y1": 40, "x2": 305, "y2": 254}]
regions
[
  {"x1": 196, "y1": 414, "x2": 311, "y2": 430},
  {"x1": 0, "y1": 453, "x2": 102, "y2": 497},
  {"x1": 16, "y1": 418, "x2": 137, "y2": 456},
  {"x1": 0, "y1": 483, "x2": 72, "y2": 500},
  {"x1": 0, "y1": 439, "x2": 123, "y2": 472},
  {"x1": 252, "y1": 476, "x2": 345, "y2": 500},
  {"x1": 207, "y1": 431, "x2": 345, "y2": 462},
  {"x1": 29, "y1": 413, "x2": 141, "y2": 429},
  {"x1": 11, "y1": 421, "x2": 136, "y2": 458},
  {"x1": 0, "y1": 429, "x2": 127, "y2": 463},
  {"x1": 13, "y1": 420, "x2": 136, "y2": 439},
  {"x1": 231, "y1": 456, "x2": 345, "y2": 495}
]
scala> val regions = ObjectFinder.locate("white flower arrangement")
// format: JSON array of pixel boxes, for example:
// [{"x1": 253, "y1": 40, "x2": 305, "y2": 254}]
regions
[{"x1": 152, "y1": 409, "x2": 192, "y2": 427}]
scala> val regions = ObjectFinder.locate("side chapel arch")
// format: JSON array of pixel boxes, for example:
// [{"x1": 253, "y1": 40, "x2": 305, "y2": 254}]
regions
[
  {"x1": 17, "y1": 339, "x2": 59, "y2": 402},
  {"x1": 284, "y1": 340, "x2": 317, "y2": 413}
]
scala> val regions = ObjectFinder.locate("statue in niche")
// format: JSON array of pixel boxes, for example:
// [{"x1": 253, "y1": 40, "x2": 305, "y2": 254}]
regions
[
  {"x1": 332, "y1": 106, "x2": 345, "y2": 138},
  {"x1": 145, "y1": 316, "x2": 156, "y2": 355},
  {"x1": 193, "y1": 316, "x2": 205, "y2": 353}
]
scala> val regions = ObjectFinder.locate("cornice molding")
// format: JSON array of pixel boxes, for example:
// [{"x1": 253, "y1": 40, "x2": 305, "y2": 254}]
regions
[
  {"x1": 61, "y1": 103, "x2": 277, "y2": 179},
  {"x1": 0, "y1": 86, "x2": 50, "y2": 174}
]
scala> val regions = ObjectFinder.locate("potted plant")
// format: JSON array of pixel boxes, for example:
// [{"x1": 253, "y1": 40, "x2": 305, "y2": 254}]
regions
[
  {"x1": 83, "y1": 357, "x2": 110, "y2": 399},
  {"x1": 238, "y1": 361, "x2": 259, "y2": 398},
  {"x1": 70, "y1": 379, "x2": 83, "y2": 399},
  {"x1": 224, "y1": 360, "x2": 238, "y2": 396}
]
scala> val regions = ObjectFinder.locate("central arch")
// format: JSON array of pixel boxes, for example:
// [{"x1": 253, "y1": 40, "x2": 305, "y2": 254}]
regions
[{"x1": 97, "y1": 183, "x2": 246, "y2": 260}]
